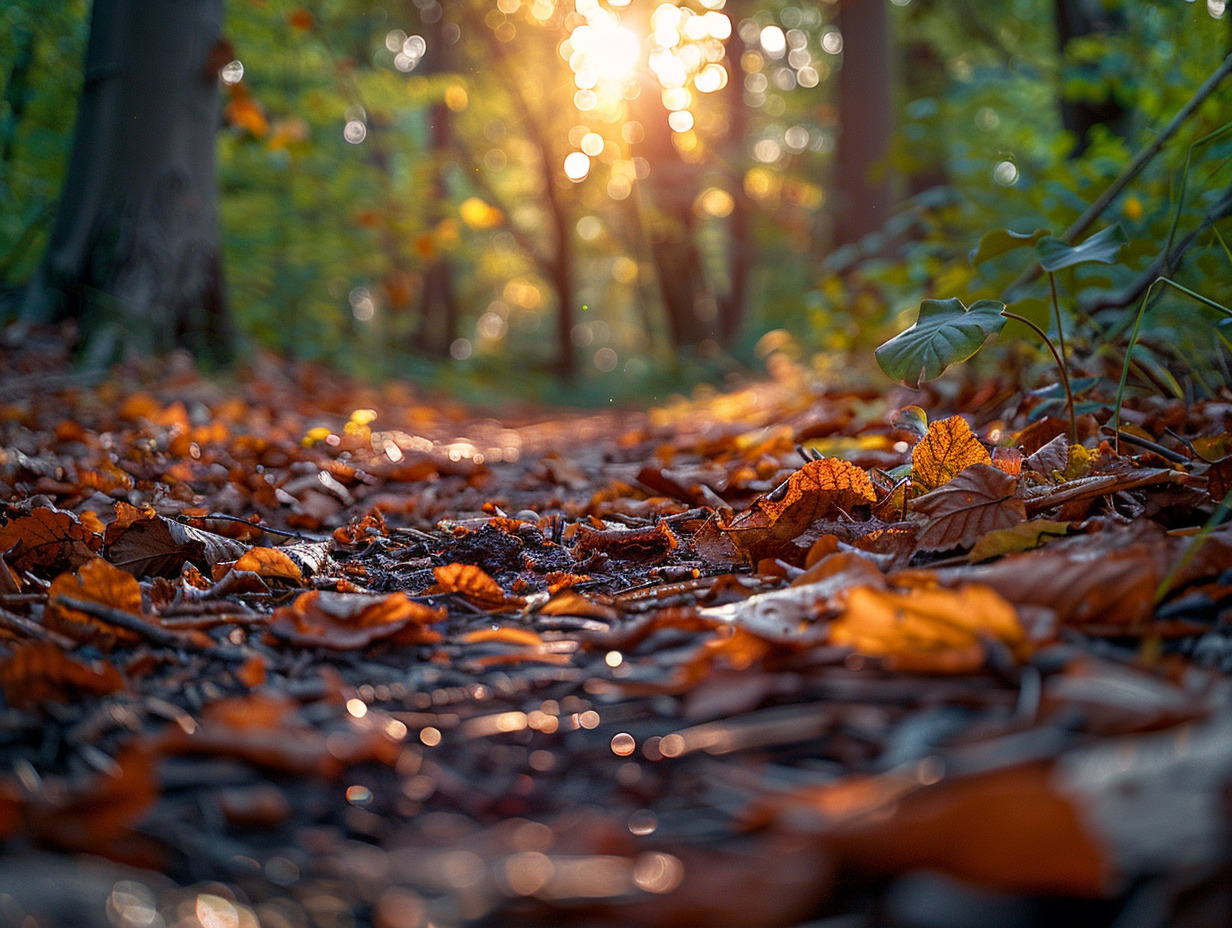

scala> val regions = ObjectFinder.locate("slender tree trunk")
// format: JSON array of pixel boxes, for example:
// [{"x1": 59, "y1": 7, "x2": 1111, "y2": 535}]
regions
[
  {"x1": 20, "y1": 0, "x2": 234, "y2": 365},
  {"x1": 717, "y1": 24, "x2": 753, "y2": 346},
  {"x1": 834, "y1": 0, "x2": 895, "y2": 247}
]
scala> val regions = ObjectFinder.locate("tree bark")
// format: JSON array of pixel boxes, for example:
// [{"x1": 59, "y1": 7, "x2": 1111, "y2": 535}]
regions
[
  {"x1": 1053, "y1": 0, "x2": 1128, "y2": 156},
  {"x1": 834, "y1": 0, "x2": 895, "y2": 247},
  {"x1": 20, "y1": 0, "x2": 234, "y2": 365}
]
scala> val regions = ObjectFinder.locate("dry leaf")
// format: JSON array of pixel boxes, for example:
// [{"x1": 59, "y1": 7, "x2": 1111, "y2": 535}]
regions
[
  {"x1": 968, "y1": 519, "x2": 1071, "y2": 563},
  {"x1": 911, "y1": 416, "x2": 990, "y2": 492},
  {"x1": 723, "y1": 458, "x2": 876, "y2": 555},
  {"x1": 267, "y1": 590, "x2": 443, "y2": 649},
  {"x1": 233, "y1": 546, "x2": 305, "y2": 583},
  {"x1": 433, "y1": 562, "x2": 524, "y2": 610},
  {"x1": 911, "y1": 463, "x2": 1025, "y2": 552},
  {"x1": 0, "y1": 641, "x2": 124, "y2": 709},
  {"x1": 44, "y1": 557, "x2": 148, "y2": 646},
  {"x1": 830, "y1": 582, "x2": 1028, "y2": 670},
  {"x1": 0, "y1": 506, "x2": 97, "y2": 574}
]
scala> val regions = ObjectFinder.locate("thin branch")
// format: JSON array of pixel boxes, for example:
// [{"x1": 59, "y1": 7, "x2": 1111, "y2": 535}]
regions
[{"x1": 1004, "y1": 51, "x2": 1232, "y2": 301}]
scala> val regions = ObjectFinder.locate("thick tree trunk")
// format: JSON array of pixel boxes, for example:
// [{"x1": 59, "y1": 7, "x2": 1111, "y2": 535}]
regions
[
  {"x1": 834, "y1": 0, "x2": 895, "y2": 247},
  {"x1": 21, "y1": 0, "x2": 234, "y2": 365}
]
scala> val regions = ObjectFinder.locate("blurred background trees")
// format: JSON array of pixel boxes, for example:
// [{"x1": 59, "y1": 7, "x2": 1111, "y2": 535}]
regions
[{"x1": 1, "y1": 0, "x2": 1229, "y2": 400}]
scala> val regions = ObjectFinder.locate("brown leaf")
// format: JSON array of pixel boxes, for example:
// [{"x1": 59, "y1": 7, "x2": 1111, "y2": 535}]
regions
[
  {"x1": 44, "y1": 558, "x2": 148, "y2": 646},
  {"x1": 911, "y1": 463, "x2": 1025, "y2": 552},
  {"x1": 267, "y1": 590, "x2": 443, "y2": 650},
  {"x1": 573, "y1": 520, "x2": 679, "y2": 564},
  {"x1": 1024, "y1": 432, "x2": 1069, "y2": 477},
  {"x1": 0, "y1": 641, "x2": 124, "y2": 709},
  {"x1": 106, "y1": 507, "x2": 247, "y2": 578},
  {"x1": 0, "y1": 506, "x2": 97, "y2": 575},
  {"x1": 723, "y1": 458, "x2": 876, "y2": 555},
  {"x1": 911, "y1": 416, "x2": 990, "y2": 492}
]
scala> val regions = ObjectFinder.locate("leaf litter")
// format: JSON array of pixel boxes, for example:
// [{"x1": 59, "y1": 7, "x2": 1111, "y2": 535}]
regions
[{"x1": 1, "y1": 336, "x2": 1232, "y2": 926}]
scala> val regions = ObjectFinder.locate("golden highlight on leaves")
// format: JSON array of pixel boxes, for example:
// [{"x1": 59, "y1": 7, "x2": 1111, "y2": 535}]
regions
[
  {"x1": 724, "y1": 458, "x2": 876, "y2": 555},
  {"x1": 233, "y1": 546, "x2": 305, "y2": 583},
  {"x1": 830, "y1": 582, "x2": 1027, "y2": 671},
  {"x1": 912, "y1": 416, "x2": 991, "y2": 492},
  {"x1": 433, "y1": 563, "x2": 523, "y2": 610},
  {"x1": 911, "y1": 463, "x2": 1025, "y2": 552},
  {"x1": 45, "y1": 558, "x2": 147, "y2": 645},
  {"x1": 968, "y1": 520, "x2": 1071, "y2": 563}
]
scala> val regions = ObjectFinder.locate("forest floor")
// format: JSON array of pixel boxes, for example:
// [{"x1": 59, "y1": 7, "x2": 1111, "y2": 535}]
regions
[{"x1": 1, "y1": 327, "x2": 1232, "y2": 928}]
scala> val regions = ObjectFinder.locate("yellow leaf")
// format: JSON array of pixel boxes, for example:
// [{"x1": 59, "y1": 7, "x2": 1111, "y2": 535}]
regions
[
  {"x1": 968, "y1": 520, "x2": 1071, "y2": 563},
  {"x1": 912, "y1": 416, "x2": 990, "y2": 492},
  {"x1": 830, "y1": 583, "x2": 1027, "y2": 665},
  {"x1": 1064, "y1": 444, "x2": 1097, "y2": 481}
]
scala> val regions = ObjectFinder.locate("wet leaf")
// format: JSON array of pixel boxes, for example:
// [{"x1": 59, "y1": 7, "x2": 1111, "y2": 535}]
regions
[
  {"x1": 912, "y1": 416, "x2": 991, "y2": 492},
  {"x1": 874, "y1": 298, "x2": 1007, "y2": 387},
  {"x1": 912, "y1": 463, "x2": 1025, "y2": 552}
]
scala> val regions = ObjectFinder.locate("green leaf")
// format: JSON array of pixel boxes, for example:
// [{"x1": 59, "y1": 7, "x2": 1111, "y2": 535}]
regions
[
  {"x1": 969, "y1": 227, "x2": 1049, "y2": 266},
  {"x1": 875, "y1": 298, "x2": 1007, "y2": 387},
  {"x1": 1035, "y1": 225, "x2": 1129, "y2": 272}
]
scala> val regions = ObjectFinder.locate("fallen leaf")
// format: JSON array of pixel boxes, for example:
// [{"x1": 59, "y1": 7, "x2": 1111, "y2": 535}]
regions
[
  {"x1": 723, "y1": 458, "x2": 876, "y2": 557},
  {"x1": 829, "y1": 582, "x2": 1028, "y2": 670},
  {"x1": 44, "y1": 558, "x2": 148, "y2": 646},
  {"x1": 0, "y1": 506, "x2": 97, "y2": 575},
  {"x1": 232, "y1": 546, "x2": 305, "y2": 583},
  {"x1": 267, "y1": 590, "x2": 444, "y2": 649},
  {"x1": 911, "y1": 463, "x2": 1025, "y2": 552},
  {"x1": 433, "y1": 562, "x2": 524, "y2": 610},
  {"x1": 0, "y1": 641, "x2": 124, "y2": 709},
  {"x1": 968, "y1": 519, "x2": 1071, "y2": 562},
  {"x1": 911, "y1": 416, "x2": 990, "y2": 492}
]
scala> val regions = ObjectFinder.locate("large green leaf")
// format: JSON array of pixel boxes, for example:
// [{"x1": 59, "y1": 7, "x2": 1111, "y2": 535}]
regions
[
  {"x1": 969, "y1": 227, "x2": 1049, "y2": 266},
  {"x1": 1035, "y1": 224, "x2": 1128, "y2": 272},
  {"x1": 875, "y1": 298, "x2": 1007, "y2": 387}
]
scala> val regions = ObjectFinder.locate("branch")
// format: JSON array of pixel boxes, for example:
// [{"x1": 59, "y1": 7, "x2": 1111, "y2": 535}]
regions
[{"x1": 1004, "y1": 51, "x2": 1232, "y2": 301}]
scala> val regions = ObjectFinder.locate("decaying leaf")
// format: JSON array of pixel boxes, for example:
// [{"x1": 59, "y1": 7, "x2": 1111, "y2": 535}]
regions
[
  {"x1": 912, "y1": 463, "x2": 1025, "y2": 552},
  {"x1": 106, "y1": 504, "x2": 247, "y2": 578},
  {"x1": 433, "y1": 562, "x2": 525, "y2": 610},
  {"x1": 911, "y1": 416, "x2": 991, "y2": 492},
  {"x1": 968, "y1": 519, "x2": 1071, "y2": 562},
  {"x1": 232, "y1": 546, "x2": 305, "y2": 583}
]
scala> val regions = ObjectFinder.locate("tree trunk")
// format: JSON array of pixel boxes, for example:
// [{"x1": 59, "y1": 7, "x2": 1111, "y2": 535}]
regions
[
  {"x1": 834, "y1": 0, "x2": 895, "y2": 247},
  {"x1": 1053, "y1": 0, "x2": 1128, "y2": 156},
  {"x1": 20, "y1": 0, "x2": 234, "y2": 365}
]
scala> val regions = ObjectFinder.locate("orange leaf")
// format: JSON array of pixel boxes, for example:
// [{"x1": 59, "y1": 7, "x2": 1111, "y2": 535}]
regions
[
  {"x1": 45, "y1": 558, "x2": 147, "y2": 645},
  {"x1": 911, "y1": 415, "x2": 990, "y2": 492},
  {"x1": 0, "y1": 641, "x2": 124, "y2": 709},
  {"x1": 911, "y1": 462, "x2": 1025, "y2": 552},
  {"x1": 233, "y1": 546, "x2": 304, "y2": 583},
  {"x1": 268, "y1": 590, "x2": 444, "y2": 650},
  {"x1": 723, "y1": 458, "x2": 876, "y2": 554},
  {"x1": 830, "y1": 582, "x2": 1028, "y2": 666},
  {"x1": 433, "y1": 562, "x2": 523, "y2": 609},
  {"x1": 0, "y1": 506, "x2": 97, "y2": 574}
]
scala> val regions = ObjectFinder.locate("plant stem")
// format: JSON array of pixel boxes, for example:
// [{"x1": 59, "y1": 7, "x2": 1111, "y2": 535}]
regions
[
  {"x1": 1003, "y1": 310, "x2": 1076, "y2": 443},
  {"x1": 1047, "y1": 271, "x2": 1069, "y2": 379}
]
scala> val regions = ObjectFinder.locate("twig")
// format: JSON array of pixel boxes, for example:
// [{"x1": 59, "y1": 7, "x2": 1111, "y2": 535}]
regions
[
  {"x1": 0, "y1": 605, "x2": 77, "y2": 649},
  {"x1": 1003, "y1": 51, "x2": 1232, "y2": 302},
  {"x1": 52, "y1": 595, "x2": 246, "y2": 660}
]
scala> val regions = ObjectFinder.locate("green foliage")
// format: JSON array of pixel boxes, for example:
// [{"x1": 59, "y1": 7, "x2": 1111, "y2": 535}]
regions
[{"x1": 874, "y1": 298, "x2": 1007, "y2": 387}]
